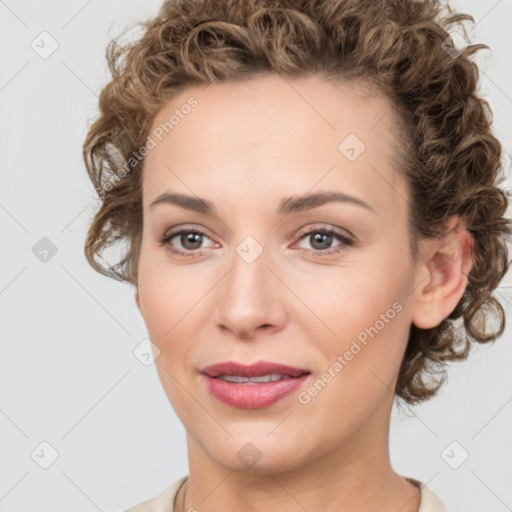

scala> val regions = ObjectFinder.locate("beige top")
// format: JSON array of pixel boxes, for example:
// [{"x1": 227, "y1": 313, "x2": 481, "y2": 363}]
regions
[{"x1": 124, "y1": 475, "x2": 450, "y2": 512}]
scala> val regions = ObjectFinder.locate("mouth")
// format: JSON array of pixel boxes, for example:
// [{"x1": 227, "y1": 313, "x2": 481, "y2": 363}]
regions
[
  {"x1": 200, "y1": 361, "x2": 311, "y2": 409},
  {"x1": 201, "y1": 360, "x2": 310, "y2": 379}
]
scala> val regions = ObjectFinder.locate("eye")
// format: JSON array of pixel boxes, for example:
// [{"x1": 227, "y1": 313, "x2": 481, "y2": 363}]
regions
[
  {"x1": 158, "y1": 224, "x2": 355, "y2": 259},
  {"x1": 293, "y1": 226, "x2": 354, "y2": 256},
  {"x1": 158, "y1": 226, "x2": 217, "y2": 258}
]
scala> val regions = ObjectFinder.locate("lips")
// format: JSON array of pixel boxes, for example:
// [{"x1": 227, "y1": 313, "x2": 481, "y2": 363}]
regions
[
  {"x1": 200, "y1": 361, "x2": 310, "y2": 378},
  {"x1": 200, "y1": 361, "x2": 311, "y2": 409}
]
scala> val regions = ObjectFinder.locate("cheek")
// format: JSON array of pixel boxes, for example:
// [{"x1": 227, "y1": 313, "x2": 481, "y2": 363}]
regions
[
  {"x1": 138, "y1": 276, "x2": 173, "y2": 340},
  {"x1": 295, "y1": 242, "x2": 410, "y2": 338},
  {"x1": 297, "y1": 290, "x2": 409, "y2": 430},
  {"x1": 137, "y1": 247, "x2": 202, "y2": 338},
  {"x1": 293, "y1": 237, "x2": 412, "y2": 386},
  {"x1": 137, "y1": 256, "x2": 199, "y2": 409}
]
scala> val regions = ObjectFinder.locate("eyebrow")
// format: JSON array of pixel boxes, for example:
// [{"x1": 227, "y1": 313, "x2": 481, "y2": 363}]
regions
[{"x1": 149, "y1": 191, "x2": 375, "y2": 215}]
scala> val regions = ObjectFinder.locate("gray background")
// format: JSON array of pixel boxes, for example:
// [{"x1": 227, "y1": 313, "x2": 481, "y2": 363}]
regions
[{"x1": 0, "y1": 1, "x2": 511, "y2": 511}]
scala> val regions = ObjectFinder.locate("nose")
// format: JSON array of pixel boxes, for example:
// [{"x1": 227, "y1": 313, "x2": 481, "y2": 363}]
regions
[{"x1": 214, "y1": 241, "x2": 287, "y2": 340}]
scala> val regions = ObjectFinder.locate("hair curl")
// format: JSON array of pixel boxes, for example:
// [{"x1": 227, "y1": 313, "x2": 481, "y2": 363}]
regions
[{"x1": 83, "y1": 0, "x2": 512, "y2": 405}]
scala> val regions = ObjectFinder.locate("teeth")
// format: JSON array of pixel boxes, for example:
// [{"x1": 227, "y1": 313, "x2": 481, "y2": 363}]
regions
[{"x1": 217, "y1": 373, "x2": 292, "y2": 384}]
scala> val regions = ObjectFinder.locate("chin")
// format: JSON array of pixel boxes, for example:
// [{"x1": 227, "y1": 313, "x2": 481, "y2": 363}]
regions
[{"x1": 200, "y1": 435, "x2": 309, "y2": 475}]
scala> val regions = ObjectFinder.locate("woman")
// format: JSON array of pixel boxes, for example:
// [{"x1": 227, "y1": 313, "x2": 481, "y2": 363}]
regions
[{"x1": 82, "y1": 0, "x2": 511, "y2": 511}]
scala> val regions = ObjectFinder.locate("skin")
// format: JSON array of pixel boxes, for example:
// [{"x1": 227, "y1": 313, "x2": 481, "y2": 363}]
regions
[{"x1": 134, "y1": 73, "x2": 473, "y2": 512}]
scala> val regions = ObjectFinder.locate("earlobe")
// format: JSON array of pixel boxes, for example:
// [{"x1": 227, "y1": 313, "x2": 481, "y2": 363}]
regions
[{"x1": 411, "y1": 219, "x2": 474, "y2": 329}]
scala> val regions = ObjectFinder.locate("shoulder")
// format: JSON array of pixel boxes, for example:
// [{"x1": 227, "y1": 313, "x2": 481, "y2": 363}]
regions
[
  {"x1": 123, "y1": 475, "x2": 188, "y2": 512},
  {"x1": 405, "y1": 476, "x2": 451, "y2": 512}
]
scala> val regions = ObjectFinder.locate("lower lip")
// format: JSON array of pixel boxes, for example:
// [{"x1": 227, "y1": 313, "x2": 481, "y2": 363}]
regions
[{"x1": 202, "y1": 374, "x2": 310, "y2": 409}]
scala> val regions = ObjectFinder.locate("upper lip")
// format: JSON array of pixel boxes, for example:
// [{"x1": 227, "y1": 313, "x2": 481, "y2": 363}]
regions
[{"x1": 201, "y1": 361, "x2": 310, "y2": 378}]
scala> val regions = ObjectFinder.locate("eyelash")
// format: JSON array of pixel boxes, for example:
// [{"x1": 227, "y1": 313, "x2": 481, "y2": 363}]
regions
[{"x1": 158, "y1": 225, "x2": 354, "y2": 259}]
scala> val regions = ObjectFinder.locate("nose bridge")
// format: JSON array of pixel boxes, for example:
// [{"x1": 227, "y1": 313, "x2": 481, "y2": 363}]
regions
[
  {"x1": 214, "y1": 234, "x2": 285, "y2": 336},
  {"x1": 226, "y1": 234, "x2": 271, "y2": 310}
]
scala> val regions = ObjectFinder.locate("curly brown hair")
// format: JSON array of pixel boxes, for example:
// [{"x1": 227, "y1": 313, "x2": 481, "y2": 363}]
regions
[{"x1": 83, "y1": 0, "x2": 511, "y2": 405}]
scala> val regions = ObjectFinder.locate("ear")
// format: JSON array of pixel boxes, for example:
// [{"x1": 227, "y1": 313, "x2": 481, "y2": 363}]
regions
[{"x1": 410, "y1": 217, "x2": 474, "y2": 329}]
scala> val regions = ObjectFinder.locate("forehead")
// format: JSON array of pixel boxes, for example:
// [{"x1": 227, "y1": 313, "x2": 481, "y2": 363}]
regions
[{"x1": 142, "y1": 74, "x2": 407, "y2": 217}]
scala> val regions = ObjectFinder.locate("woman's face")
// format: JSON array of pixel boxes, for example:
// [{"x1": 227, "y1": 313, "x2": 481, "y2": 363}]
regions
[{"x1": 135, "y1": 74, "x2": 421, "y2": 473}]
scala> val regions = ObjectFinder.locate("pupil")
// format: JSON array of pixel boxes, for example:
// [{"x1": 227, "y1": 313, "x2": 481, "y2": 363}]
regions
[
  {"x1": 312, "y1": 233, "x2": 331, "y2": 250},
  {"x1": 183, "y1": 232, "x2": 202, "y2": 249}
]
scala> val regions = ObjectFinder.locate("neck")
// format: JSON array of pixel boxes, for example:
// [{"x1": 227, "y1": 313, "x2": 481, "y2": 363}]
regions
[{"x1": 178, "y1": 399, "x2": 421, "y2": 512}]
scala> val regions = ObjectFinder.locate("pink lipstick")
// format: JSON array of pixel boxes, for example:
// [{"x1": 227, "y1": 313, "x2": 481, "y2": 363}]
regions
[{"x1": 201, "y1": 361, "x2": 311, "y2": 409}]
